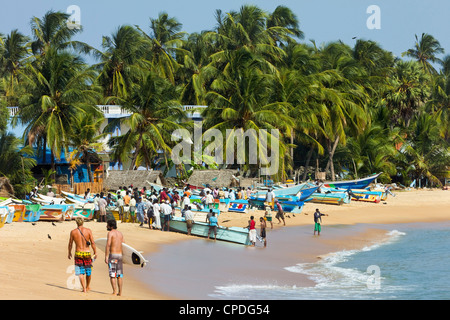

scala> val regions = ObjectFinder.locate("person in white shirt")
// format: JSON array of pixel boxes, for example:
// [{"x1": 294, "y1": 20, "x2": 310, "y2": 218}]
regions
[
  {"x1": 129, "y1": 196, "x2": 137, "y2": 223},
  {"x1": 117, "y1": 195, "x2": 125, "y2": 222},
  {"x1": 160, "y1": 200, "x2": 172, "y2": 231},
  {"x1": 184, "y1": 206, "x2": 195, "y2": 236},
  {"x1": 182, "y1": 195, "x2": 191, "y2": 209},
  {"x1": 205, "y1": 191, "x2": 214, "y2": 209},
  {"x1": 229, "y1": 189, "x2": 235, "y2": 200},
  {"x1": 151, "y1": 200, "x2": 161, "y2": 230}
]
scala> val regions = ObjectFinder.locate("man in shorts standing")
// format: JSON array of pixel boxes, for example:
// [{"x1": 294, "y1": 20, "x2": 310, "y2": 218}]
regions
[
  {"x1": 68, "y1": 218, "x2": 97, "y2": 293},
  {"x1": 313, "y1": 208, "x2": 328, "y2": 236},
  {"x1": 184, "y1": 206, "x2": 194, "y2": 236},
  {"x1": 105, "y1": 220, "x2": 124, "y2": 296},
  {"x1": 208, "y1": 212, "x2": 219, "y2": 240}
]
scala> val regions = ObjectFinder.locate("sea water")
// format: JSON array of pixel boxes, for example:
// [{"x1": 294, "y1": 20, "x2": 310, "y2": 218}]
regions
[
  {"x1": 142, "y1": 222, "x2": 450, "y2": 300},
  {"x1": 212, "y1": 222, "x2": 450, "y2": 300}
]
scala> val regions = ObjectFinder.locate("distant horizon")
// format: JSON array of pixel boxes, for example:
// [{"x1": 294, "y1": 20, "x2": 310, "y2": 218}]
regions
[{"x1": 1, "y1": 0, "x2": 449, "y2": 69}]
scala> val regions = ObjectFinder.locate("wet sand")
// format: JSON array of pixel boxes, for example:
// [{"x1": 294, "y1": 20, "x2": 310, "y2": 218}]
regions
[
  {"x1": 0, "y1": 188, "x2": 449, "y2": 300},
  {"x1": 139, "y1": 224, "x2": 390, "y2": 299}
]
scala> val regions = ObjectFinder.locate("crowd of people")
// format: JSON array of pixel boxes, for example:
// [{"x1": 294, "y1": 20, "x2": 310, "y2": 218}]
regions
[{"x1": 81, "y1": 183, "x2": 328, "y2": 250}]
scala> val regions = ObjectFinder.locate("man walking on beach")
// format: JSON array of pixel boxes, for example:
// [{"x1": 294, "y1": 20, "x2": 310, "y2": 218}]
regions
[
  {"x1": 260, "y1": 217, "x2": 267, "y2": 247},
  {"x1": 313, "y1": 208, "x2": 328, "y2": 236},
  {"x1": 275, "y1": 200, "x2": 285, "y2": 226},
  {"x1": 105, "y1": 219, "x2": 124, "y2": 296},
  {"x1": 68, "y1": 218, "x2": 97, "y2": 293}
]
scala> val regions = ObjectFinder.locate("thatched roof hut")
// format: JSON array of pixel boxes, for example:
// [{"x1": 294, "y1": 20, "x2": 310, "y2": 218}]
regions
[
  {"x1": 0, "y1": 177, "x2": 15, "y2": 197},
  {"x1": 187, "y1": 169, "x2": 240, "y2": 188},
  {"x1": 104, "y1": 170, "x2": 167, "y2": 191}
]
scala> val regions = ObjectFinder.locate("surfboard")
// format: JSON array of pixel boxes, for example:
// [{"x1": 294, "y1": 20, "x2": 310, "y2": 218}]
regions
[{"x1": 94, "y1": 238, "x2": 148, "y2": 268}]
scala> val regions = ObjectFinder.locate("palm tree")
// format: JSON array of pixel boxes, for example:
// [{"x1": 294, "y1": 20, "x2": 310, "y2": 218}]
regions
[
  {"x1": 334, "y1": 124, "x2": 399, "y2": 181},
  {"x1": 398, "y1": 113, "x2": 449, "y2": 187},
  {"x1": 69, "y1": 114, "x2": 107, "y2": 182},
  {"x1": 108, "y1": 71, "x2": 185, "y2": 170},
  {"x1": 136, "y1": 12, "x2": 187, "y2": 84},
  {"x1": 30, "y1": 10, "x2": 97, "y2": 57},
  {"x1": 308, "y1": 41, "x2": 369, "y2": 180},
  {"x1": 177, "y1": 31, "x2": 214, "y2": 105},
  {"x1": 266, "y1": 5, "x2": 303, "y2": 46},
  {"x1": 202, "y1": 49, "x2": 294, "y2": 180},
  {"x1": 403, "y1": 33, "x2": 444, "y2": 74},
  {"x1": 15, "y1": 48, "x2": 102, "y2": 173},
  {"x1": 0, "y1": 132, "x2": 36, "y2": 197},
  {"x1": 97, "y1": 25, "x2": 149, "y2": 100},
  {"x1": 0, "y1": 29, "x2": 30, "y2": 105},
  {"x1": 385, "y1": 60, "x2": 430, "y2": 128}
]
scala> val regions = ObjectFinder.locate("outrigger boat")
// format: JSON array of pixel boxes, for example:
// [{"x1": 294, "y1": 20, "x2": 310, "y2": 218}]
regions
[
  {"x1": 322, "y1": 173, "x2": 382, "y2": 190},
  {"x1": 23, "y1": 204, "x2": 41, "y2": 222},
  {"x1": 169, "y1": 216, "x2": 251, "y2": 245},
  {"x1": 39, "y1": 204, "x2": 72, "y2": 222}
]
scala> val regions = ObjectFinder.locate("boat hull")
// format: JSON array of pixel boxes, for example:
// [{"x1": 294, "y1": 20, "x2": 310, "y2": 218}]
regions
[
  {"x1": 322, "y1": 173, "x2": 382, "y2": 190},
  {"x1": 309, "y1": 192, "x2": 351, "y2": 205},
  {"x1": 24, "y1": 204, "x2": 42, "y2": 222},
  {"x1": 169, "y1": 217, "x2": 250, "y2": 245}
]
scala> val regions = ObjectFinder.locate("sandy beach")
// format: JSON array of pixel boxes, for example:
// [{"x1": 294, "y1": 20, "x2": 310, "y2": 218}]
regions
[{"x1": 1, "y1": 188, "x2": 449, "y2": 300}]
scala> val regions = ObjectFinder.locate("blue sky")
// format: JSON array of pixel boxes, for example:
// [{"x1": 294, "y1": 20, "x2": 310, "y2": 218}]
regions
[{"x1": 0, "y1": 0, "x2": 449, "y2": 64}]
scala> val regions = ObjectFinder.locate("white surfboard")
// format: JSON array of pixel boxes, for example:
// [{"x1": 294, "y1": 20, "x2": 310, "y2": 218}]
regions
[{"x1": 95, "y1": 238, "x2": 148, "y2": 268}]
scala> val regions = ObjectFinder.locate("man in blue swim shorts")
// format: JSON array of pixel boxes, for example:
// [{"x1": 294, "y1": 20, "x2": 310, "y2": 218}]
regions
[{"x1": 68, "y1": 218, "x2": 97, "y2": 293}]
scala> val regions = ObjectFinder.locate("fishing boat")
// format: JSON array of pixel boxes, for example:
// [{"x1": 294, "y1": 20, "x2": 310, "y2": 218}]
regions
[
  {"x1": 0, "y1": 198, "x2": 13, "y2": 206},
  {"x1": 23, "y1": 204, "x2": 41, "y2": 222},
  {"x1": 61, "y1": 191, "x2": 93, "y2": 203},
  {"x1": 0, "y1": 206, "x2": 11, "y2": 228},
  {"x1": 39, "y1": 205, "x2": 67, "y2": 222},
  {"x1": 253, "y1": 183, "x2": 320, "y2": 201},
  {"x1": 345, "y1": 189, "x2": 386, "y2": 203},
  {"x1": 309, "y1": 192, "x2": 351, "y2": 205},
  {"x1": 322, "y1": 173, "x2": 382, "y2": 190},
  {"x1": 0, "y1": 212, "x2": 6, "y2": 228},
  {"x1": 10, "y1": 204, "x2": 26, "y2": 222},
  {"x1": 73, "y1": 203, "x2": 95, "y2": 220},
  {"x1": 227, "y1": 199, "x2": 249, "y2": 213},
  {"x1": 36, "y1": 193, "x2": 68, "y2": 204},
  {"x1": 278, "y1": 200, "x2": 305, "y2": 214},
  {"x1": 169, "y1": 216, "x2": 250, "y2": 245}
]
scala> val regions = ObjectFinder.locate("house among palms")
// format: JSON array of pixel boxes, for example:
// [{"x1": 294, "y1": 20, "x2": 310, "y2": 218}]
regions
[{"x1": 6, "y1": 104, "x2": 206, "y2": 184}]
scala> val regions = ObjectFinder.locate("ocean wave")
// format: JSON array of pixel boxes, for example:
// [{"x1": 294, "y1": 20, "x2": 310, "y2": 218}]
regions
[
  {"x1": 281, "y1": 229, "x2": 408, "y2": 299},
  {"x1": 211, "y1": 230, "x2": 409, "y2": 300}
]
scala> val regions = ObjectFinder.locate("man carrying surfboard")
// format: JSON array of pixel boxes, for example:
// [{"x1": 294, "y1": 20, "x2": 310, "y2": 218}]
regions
[
  {"x1": 105, "y1": 220, "x2": 124, "y2": 296},
  {"x1": 68, "y1": 218, "x2": 97, "y2": 293}
]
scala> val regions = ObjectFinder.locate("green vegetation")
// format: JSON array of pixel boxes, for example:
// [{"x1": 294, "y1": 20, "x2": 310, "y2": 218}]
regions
[{"x1": 0, "y1": 6, "x2": 448, "y2": 194}]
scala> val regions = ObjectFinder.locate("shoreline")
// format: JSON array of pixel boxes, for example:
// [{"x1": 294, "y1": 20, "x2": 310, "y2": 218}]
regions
[{"x1": 0, "y1": 189, "x2": 449, "y2": 300}]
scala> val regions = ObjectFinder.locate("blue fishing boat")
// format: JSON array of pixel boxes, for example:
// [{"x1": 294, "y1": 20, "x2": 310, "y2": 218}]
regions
[
  {"x1": 253, "y1": 183, "x2": 319, "y2": 200},
  {"x1": 309, "y1": 191, "x2": 351, "y2": 205},
  {"x1": 278, "y1": 200, "x2": 305, "y2": 214},
  {"x1": 169, "y1": 216, "x2": 251, "y2": 245},
  {"x1": 0, "y1": 206, "x2": 13, "y2": 226},
  {"x1": 23, "y1": 204, "x2": 41, "y2": 222},
  {"x1": 322, "y1": 173, "x2": 382, "y2": 190}
]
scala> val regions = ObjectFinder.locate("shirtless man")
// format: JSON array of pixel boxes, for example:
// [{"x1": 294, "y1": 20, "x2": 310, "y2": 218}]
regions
[
  {"x1": 105, "y1": 219, "x2": 124, "y2": 296},
  {"x1": 68, "y1": 218, "x2": 97, "y2": 293}
]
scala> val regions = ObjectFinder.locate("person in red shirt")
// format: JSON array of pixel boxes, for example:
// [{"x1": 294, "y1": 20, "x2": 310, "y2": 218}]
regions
[
  {"x1": 248, "y1": 216, "x2": 257, "y2": 246},
  {"x1": 159, "y1": 188, "x2": 169, "y2": 203},
  {"x1": 275, "y1": 200, "x2": 285, "y2": 226}
]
